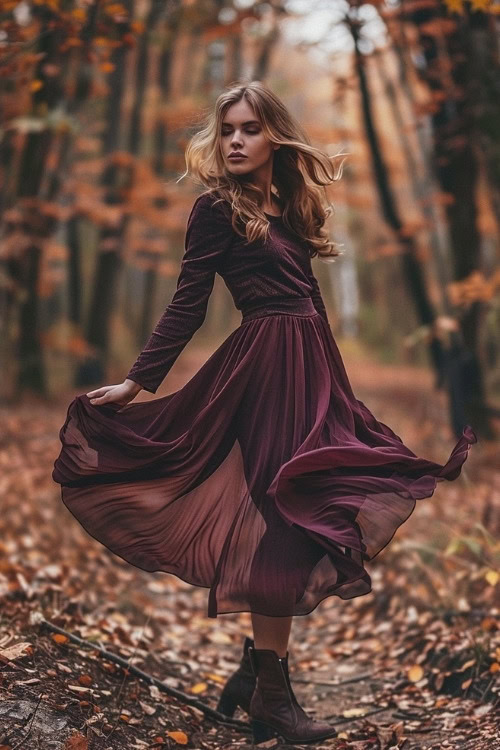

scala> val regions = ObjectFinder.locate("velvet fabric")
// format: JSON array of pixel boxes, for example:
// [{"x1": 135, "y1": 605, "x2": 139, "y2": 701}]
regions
[{"x1": 52, "y1": 192, "x2": 477, "y2": 618}]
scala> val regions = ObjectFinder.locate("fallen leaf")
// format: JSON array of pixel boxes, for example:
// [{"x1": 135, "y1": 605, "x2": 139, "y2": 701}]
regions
[
  {"x1": 203, "y1": 672, "x2": 226, "y2": 684},
  {"x1": 458, "y1": 659, "x2": 475, "y2": 671},
  {"x1": 0, "y1": 642, "x2": 32, "y2": 662},
  {"x1": 407, "y1": 665, "x2": 424, "y2": 682},
  {"x1": 474, "y1": 704, "x2": 493, "y2": 716},
  {"x1": 57, "y1": 663, "x2": 72, "y2": 673},
  {"x1": 480, "y1": 617, "x2": 497, "y2": 631},
  {"x1": 190, "y1": 682, "x2": 207, "y2": 694},
  {"x1": 207, "y1": 631, "x2": 232, "y2": 645},
  {"x1": 485, "y1": 570, "x2": 499, "y2": 586},
  {"x1": 342, "y1": 707, "x2": 368, "y2": 717},
  {"x1": 138, "y1": 700, "x2": 156, "y2": 715},
  {"x1": 52, "y1": 633, "x2": 69, "y2": 645},
  {"x1": 64, "y1": 732, "x2": 88, "y2": 749}
]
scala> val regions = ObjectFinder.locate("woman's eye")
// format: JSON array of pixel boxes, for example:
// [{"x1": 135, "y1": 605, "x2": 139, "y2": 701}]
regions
[{"x1": 222, "y1": 130, "x2": 259, "y2": 135}]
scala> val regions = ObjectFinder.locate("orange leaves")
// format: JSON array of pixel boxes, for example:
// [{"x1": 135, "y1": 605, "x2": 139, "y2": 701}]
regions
[
  {"x1": 189, "y1": 681, "x2": 207, "y2": 694},
  {"x1": 443, "y1": 0, "x2": 465, "y2": 14},
  {"x1": 480, "y1": 617, "x2": 498, "y2": 632},
  {"x1": 484, "y1": 570, "x2": 499, "y2": 587},
  {"x1": 63, "y1": 37, "x2": 84, "y2": 49},
  {"x1": 94, "y1": 36, "x2": 113, "y2": 47},
  {"x1": 64, "y1": 733, "x2": 88, "y2": 750},
  {"x1": 202, "y1": 671, "x2": 226, "y2": 684},
  {"x1": 52, "y1": 633, "x2": 69, "y2": 645},
  {"x1": 443, "y1": 0, "x2": 499, "y2": 13},
  {"x1": 407, "y1": 664, "x2": 424, "y2": 683},
  {"x1": 104, "y1": 3, "x2": 129, "y2": 17},
  {"x1": 130, "y1": 20, "x2": 145, "y2": 34},
  {"x1": 40, "y1": 328, "x2": 96, "y2": 359},
  {"x1": 447, "y1": 269, "x2": 500, "y2": 307},
  {"x1": 71, "y1": 8, "x2": 87, "y2": 22},
  {"x1": 100, "y1": 62, "x2": 116, "y2": 73},
  {"x1": 78, "y1": 673, "x2": 93, "y2": 687},
  {"x1": 469, "y1": 0, "x2": 493, "y2": 9}
]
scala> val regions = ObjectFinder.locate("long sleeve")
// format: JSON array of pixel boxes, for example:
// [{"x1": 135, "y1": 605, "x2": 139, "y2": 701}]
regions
[
  {"x1": 307, "y1": 262, "x2": 330, "y2": 325},
  {"x1": 125, "y1": 194, "x2": 233, "y2": 394}
]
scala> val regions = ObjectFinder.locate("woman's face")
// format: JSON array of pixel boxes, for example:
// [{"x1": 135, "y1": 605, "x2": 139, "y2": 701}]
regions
[{"x1": 220, "y1": 99, "x2": 277, "y2": 176}]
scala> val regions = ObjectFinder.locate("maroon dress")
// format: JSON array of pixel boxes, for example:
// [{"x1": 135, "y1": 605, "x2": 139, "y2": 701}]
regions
[{"x1": 52, "y1": 192, "x2": 477, "y2": 618}]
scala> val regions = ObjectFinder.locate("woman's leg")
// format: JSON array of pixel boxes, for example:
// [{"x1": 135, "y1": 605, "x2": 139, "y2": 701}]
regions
[{"x1": 251, "y1": 613, "x2": 293, "y2": 658}]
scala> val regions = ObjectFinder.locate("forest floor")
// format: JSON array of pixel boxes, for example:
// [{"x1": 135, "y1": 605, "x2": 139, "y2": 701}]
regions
[{"x1": 0, "y1": 338, "x2": 499, "y2": 750}]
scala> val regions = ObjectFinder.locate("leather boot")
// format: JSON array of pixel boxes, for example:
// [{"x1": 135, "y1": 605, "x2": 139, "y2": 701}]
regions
[
  {"x1": 216, "y1": 636, "x2": 256, "y2": 716},
  {"x1": 248, "y1": 646, "x2": 337, "y2": 745}
]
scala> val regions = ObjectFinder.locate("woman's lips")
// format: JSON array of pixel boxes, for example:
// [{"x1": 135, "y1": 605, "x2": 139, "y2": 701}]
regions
[{"x1": 229, "y1": 155, "x2": 247, "y2": 160}]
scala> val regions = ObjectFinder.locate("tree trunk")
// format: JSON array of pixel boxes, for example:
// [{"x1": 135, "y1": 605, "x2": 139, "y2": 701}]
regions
[
  {"x1": 408, "y1": 0, "x2": 493, "y2": 437},
  {"x1": 348, "y1": 19, "x2": 447, "y2": 386},
  {"x1": 80, "y1": 1, "x2": 135, "y2": 387}
]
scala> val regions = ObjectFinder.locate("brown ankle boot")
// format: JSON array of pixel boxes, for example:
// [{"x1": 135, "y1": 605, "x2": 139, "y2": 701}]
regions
[
  {"x1": 216, "y1": 636, "x2": 256, "y2": 716},
  {"x1": 248, "y1": 646, "x2": 337, "y2": 745}
]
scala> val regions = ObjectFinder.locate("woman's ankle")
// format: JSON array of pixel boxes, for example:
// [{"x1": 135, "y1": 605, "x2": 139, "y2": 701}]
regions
[
  {"x1": 250, "y1": 613, "x2": 293, "y2": 659},
  {"x1": 253, "y1": 642, "x2": 287, "y2": 658}
]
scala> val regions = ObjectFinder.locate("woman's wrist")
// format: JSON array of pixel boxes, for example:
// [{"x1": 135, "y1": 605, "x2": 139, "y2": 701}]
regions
[{"x1": 124, "y1": 378, "x2": 143, "y2": 395}]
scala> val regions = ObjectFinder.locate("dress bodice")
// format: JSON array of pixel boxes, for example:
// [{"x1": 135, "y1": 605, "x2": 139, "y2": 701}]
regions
[{"x1": 126, "y1": 193, "x2": 329, "y2": 393}]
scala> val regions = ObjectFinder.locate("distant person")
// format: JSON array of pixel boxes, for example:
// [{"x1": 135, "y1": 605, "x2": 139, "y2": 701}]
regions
[{"x1": 53, "y1": 80, "x2": 476, "y2": 745}]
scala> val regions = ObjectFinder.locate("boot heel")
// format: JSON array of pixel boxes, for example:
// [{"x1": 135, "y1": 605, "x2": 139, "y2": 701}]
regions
[
  {"x1": 251, "y1": 719, "x2": 278, "y2": 744},
  {"x1": 216, "y1": 690, "x2": 238, "y2": 717}
]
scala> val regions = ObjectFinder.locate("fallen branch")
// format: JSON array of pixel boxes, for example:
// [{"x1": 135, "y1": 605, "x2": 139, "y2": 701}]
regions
[
  {"x1": 10, "y1": 692, "x2": 43, "y2": 750},
  {"x1": 39, "y1": 619, "x2": 247, "y2": 729},
  {"x1": 39, "y1": 619, "x2": 384, "y2": 735},
  {"x1": 325, "y1": 705, "x2": 390, "y2": 723},
  {"x1": 294, "y1": 671, "x2": 375, "y2": 687}
]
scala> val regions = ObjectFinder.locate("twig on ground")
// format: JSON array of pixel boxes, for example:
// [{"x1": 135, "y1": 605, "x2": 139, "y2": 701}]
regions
[
  {"x1": 39, "y1": 618, "x2": 385, "y2": 737},
  {"x1": 294, "y1": 671, "x2": 375, "y2": 687},
  {"x1": 10, "y1": 691, "x2": 43, "y2": 749},
  {"x1": 325, "y1": 705, "x2": 391, "y2": 723},
  {"x1": 40, "y1": 619, "x2": 247, "y2": 729}
]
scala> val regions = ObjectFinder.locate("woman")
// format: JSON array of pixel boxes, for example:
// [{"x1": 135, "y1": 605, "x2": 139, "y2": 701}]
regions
[{"x1": 52, "y1": 81, "x2": 477, "y2": 745}]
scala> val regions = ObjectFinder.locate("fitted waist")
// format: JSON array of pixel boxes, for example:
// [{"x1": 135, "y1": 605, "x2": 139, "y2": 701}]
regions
[{"x1": 240, "y1": 296, "x2": 317, "y2": 323}]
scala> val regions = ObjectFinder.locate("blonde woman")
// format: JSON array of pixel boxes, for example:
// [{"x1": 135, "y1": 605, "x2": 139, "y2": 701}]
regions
[{"x1": 53, "y1": 81, "x2": 476, "y2": 745}]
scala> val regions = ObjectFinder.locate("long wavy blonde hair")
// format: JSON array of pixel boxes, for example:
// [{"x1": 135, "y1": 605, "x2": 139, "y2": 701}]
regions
[{"x1": 178, "y1": 80, "x2": 347, "y2": 260}]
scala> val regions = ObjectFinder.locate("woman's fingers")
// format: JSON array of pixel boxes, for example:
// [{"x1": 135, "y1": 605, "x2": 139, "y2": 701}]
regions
[
  {"x1": 89, "y1": 395, "x2": 108, "y2": 404},
  {"x1": 86, "y1": 386, "x2": 111, "y2": 404},
  {"x1": 86, "y1": 387, "x2": 107, "y2": 398},
  {"x1": 86, "y1": 384, "x2": 130, "y2": 406}
]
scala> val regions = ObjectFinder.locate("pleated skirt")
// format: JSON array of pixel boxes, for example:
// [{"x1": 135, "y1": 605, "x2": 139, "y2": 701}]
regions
[{"x1": 52, "y1": 297, "x2": 477, "y2": 618}]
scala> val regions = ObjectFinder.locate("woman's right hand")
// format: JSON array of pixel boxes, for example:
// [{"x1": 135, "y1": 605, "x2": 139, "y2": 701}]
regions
[{"x1": 86, "y1": 379, "x2": 143, "y2": 407}]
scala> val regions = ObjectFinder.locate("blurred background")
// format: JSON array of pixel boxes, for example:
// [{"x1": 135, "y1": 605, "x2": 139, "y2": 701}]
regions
[{"x1": 0, "y1": 2, "x2": 499, "y2": 747}]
